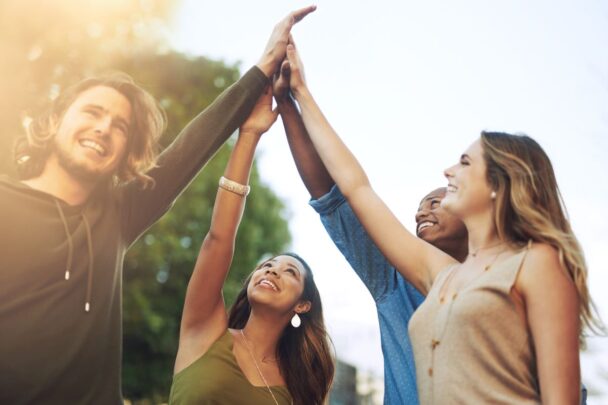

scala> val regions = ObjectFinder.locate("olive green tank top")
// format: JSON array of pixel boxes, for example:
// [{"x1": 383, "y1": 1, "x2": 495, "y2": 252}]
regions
[{"x1": 169, "y1": 330, "x2": 292, "y2": 405}]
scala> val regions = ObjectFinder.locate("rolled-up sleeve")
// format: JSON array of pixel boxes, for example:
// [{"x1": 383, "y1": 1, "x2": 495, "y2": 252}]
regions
[{"x1": 309, "y1": 185, "x2": 400, "y2": 302}]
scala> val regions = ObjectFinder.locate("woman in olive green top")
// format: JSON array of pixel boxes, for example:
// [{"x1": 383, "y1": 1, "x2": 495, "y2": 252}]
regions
[{"x1": 169, "y1": 11, "x2": 334, "y2": 404}]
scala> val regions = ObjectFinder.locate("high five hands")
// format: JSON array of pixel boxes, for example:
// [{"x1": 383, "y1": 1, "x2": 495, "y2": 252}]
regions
[
  {"x1": 257, "y1": 6, "x2": 316, "y2": 78},
  {"x1": 273, "y1": 37, "x2": 307, "y2": 103}
]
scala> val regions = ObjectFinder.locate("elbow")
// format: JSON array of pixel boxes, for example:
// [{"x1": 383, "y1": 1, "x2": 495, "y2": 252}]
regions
[{"x1": 201, "y1": 231, "x2": 235, "y2": 256}]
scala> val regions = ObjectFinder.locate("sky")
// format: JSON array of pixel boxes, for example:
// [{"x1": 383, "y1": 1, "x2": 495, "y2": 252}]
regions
[{"x1": 169, "y1": 0, "x2": 608, "y2": 401}]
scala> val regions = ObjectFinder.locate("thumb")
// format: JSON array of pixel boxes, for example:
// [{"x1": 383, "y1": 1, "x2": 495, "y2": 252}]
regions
[{"x1": 280, "y1": 59, "x2": 291, "y2": 77}]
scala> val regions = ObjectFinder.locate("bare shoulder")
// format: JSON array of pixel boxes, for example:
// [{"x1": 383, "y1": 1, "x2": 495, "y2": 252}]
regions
[
  {"x1": 517, "y1": 242, "x2": 573, "y2": 296},
  {"x1": 524, "y1": 242, "x2": 562, "y2": 270}
]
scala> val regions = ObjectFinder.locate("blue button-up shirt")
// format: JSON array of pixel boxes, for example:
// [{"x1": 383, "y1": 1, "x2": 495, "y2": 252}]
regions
[{"x1": 310, "y1": 186, "x2": 424, "y2": 405}]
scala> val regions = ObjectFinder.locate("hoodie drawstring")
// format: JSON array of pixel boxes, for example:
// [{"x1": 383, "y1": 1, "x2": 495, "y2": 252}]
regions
[
  {"x1": 54, "y1": 199, "x2": 73, "y2": 281},
  {"x1": 81, "y1": 214, "x2": 94, "y2": 313},
  {"x1": 54, "y1": 199, "x2": 95, "y2": 313}
]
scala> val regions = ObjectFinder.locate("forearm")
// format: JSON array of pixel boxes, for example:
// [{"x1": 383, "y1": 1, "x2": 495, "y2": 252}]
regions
[
  {"x1": 180, "y1": 132, "x2": 259, "y2": 333},
  {"x1": 152, "y1": 67, "x2": 267, "y2": 197},
  {"x1": 121, "y1": 67, "x2": 268, "y2": 245},
  {"x1": 292, "y1": 87, "x2": 372, "y2": 199},
  {"x1": 209, "y1": 133, "x2": 260, "y2": 241},
  {"x1": 279, "y1": 98, "x2": 334, "y2": 199}
]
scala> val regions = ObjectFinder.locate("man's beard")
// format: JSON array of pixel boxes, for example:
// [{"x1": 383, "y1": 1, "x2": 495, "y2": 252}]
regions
[{"x1": 53, "y1": 140, "x2": 113, "y2": 184}]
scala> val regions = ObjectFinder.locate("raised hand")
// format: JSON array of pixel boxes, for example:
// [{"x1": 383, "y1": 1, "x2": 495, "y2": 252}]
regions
[
  {"x1": 257, "y1": 6, "x2": 316, "y2": 78},
  {"x1": 239, "y1": 85, "x2": 278, "y2": 136},
  {"x1": 272, "y1": 59, "x2": 292, "y2": 104},
  {"x1": 285, "y1": 39, "x2": 307, "y2": 96}
]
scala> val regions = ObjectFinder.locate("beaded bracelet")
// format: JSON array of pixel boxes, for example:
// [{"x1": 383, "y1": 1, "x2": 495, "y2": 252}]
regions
[{"x1": 219, "y1": 176, "x2": 250, "y2": 196}]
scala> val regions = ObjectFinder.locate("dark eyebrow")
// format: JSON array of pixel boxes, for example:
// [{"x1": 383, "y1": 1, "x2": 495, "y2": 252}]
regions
[
  {"x1": 285, "y1": 262, "x2": 301, "y2": 276},
  {"x1": 461, "y1": 153, "x2": 471, "y2": 161},
  {"x1": 265, "y1": 258, "x2": 301, "y2": 275}
]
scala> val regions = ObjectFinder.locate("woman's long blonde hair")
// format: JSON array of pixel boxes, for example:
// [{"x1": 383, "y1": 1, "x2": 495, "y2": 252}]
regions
[{"x1": 481, "y1": 131, "x2": 604, "y2": 345}]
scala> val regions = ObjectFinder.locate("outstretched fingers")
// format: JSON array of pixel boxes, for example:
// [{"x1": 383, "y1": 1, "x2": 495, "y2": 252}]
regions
[
  {"x1": 288, "y1": 5, "x2": 317, "y2": 26},
  {"x1": 257, "y1": 6, "x2": 316, "y2": 78}
]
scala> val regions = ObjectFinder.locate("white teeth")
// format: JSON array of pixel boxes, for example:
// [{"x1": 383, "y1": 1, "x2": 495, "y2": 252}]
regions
[
  {"x1": 80, "y1": 140, "x2": 106, "y2": 156},
  {"x1": 447, "y1": 185, "x2": 457, "y2": 192},
  {"x1": 260, "y1": 279, "x2": 278, "y2": 291},
  {"x1": 418, "y1": 222, "x2": 435, "y2": 232}
]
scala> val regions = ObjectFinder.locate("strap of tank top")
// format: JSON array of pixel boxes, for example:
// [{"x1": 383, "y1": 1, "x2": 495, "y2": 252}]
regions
[{"x1": 499, "y1": 240, "x2": 534, "y2": 291}]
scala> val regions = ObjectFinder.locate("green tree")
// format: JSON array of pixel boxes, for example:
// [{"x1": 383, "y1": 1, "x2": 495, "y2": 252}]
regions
[{"x1": 0, "y1": 2, "x2": 292, "y2": 403}]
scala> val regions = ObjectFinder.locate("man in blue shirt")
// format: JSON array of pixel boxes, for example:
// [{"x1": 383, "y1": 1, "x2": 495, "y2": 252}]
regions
[{"x1": 272, "y1": 64, "x2": 467, "y2": 404}]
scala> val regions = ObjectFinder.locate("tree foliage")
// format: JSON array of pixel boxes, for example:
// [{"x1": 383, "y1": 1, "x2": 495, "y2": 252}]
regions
[{"x1": 0, "y1": 1, "x2": 292, "y2": 403}]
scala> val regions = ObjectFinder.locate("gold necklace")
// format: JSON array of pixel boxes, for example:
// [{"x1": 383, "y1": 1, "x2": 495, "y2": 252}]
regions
[
  {"x1": 469, "y1": 240, "x2": 505, "y2": 257},
  {"x1": 428, "y1": 247, "x2": 506, "y2": 402},
  {"x1": 438, "y1": 246, "x2": 505, "y2": 304},
  {"x1": 240, "y1": 329, "x2": 280, "y2": 405}
]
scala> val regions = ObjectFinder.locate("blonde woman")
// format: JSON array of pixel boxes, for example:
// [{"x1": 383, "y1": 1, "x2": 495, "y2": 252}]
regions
[{"x1": 281, "y1": 40, "x2": 603, "y2": 404}]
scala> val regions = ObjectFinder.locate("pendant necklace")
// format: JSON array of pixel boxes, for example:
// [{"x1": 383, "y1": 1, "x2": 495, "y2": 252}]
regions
[{"x1": 240, "y1": 329, "x2": 280, "y2": 405}]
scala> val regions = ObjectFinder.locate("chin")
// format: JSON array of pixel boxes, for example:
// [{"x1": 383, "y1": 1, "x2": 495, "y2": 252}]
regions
[
  {"x1": 441, "y1": 201, "x2": 466, "y2": 220},
  {"x1": 440, "y1": 196, "x2": 456, "y2": 213}
]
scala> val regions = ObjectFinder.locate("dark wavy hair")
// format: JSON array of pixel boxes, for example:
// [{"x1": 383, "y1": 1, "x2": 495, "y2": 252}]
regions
[
  {"x1": 228, "y1": 253, "x2": 334, "y2": 405},
  {"x1": 14, "y1": 72, "x2": 166, "y2": 187}
]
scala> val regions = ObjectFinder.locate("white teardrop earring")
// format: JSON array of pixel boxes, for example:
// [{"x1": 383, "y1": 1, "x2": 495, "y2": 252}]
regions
[
  {"x1": 490, "y1": 191, "x2": 497, "y2": 200},
  {"x1": 291, "y1": 313, "x2": 301, "y2": 328}
]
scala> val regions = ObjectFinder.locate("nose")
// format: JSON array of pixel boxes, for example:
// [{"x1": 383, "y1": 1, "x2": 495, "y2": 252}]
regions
[
  {"x1": 93, "y1": 116, "x2": 112, "y2": 137},
  {"x1": 264, "y1": 268, "x2": 278, "y2": 277},
  {"x1": 415, "y1": 207, "x2": 429, "y2": 224},
  {"x1": 444, "y1": 164, "x2": 456, "y2": 181}
]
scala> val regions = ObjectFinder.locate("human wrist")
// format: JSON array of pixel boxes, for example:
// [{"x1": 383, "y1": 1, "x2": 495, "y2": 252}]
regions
[
  {"x1": 255, "y1": 58, "x2": 276, "y2": 79},
  {"x1": 219, "y1": 176, "x2": 250, "y2": 196},
  {"x1": 291, "y1": 85, "x2": 310, "y2": 101},
  {"x1": 276, "y1": 95, "x2": 297, "y2": 112},
  {"x1": 237, "y1": 129, "x2": 263, "y2": 144}
]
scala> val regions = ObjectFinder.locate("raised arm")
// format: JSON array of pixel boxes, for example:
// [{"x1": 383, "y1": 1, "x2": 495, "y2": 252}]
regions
[
  {"x1": 274, "y1": 60, "x2": 422, "y2": 301},
  {"x1": 273, "y1": 59, "x2": 334, "y2": 199},
  {"x1": 285, "y1": 42, "x2": 455, "y2": 294},
  {"x1": 121, "y1": 7, "x2": 316, "y2": 245},
  {"x1": 175, "y1": 87, "x2": 277, "y2": 365},
  {"x1": 256, "y1": 6, "x2": 317, "y2": 78}
]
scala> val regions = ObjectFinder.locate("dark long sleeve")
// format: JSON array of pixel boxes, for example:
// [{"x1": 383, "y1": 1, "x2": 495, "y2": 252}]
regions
[{"x1": 120, "y1": 67, "x2": 268, "y2": 245}]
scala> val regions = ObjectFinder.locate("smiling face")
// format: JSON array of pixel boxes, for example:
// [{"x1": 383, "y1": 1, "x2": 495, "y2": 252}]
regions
[
  {"x1": 50, "y1": 85, "x2": 132, "y2": 183},
  {"x1": 247, "y1": 255, "x2": 309, "y2": 314},
  {"x1": 441, "y1": 139, "x2": 494, "y2": 219},
  {"x1": 415, "y1": 187, "x2": 467, "y2": 254}
]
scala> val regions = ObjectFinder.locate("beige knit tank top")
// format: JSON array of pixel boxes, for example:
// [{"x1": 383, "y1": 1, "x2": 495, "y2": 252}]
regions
[{"x1": 408, "y1": 248, "x2": 540, "y2": 404}]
